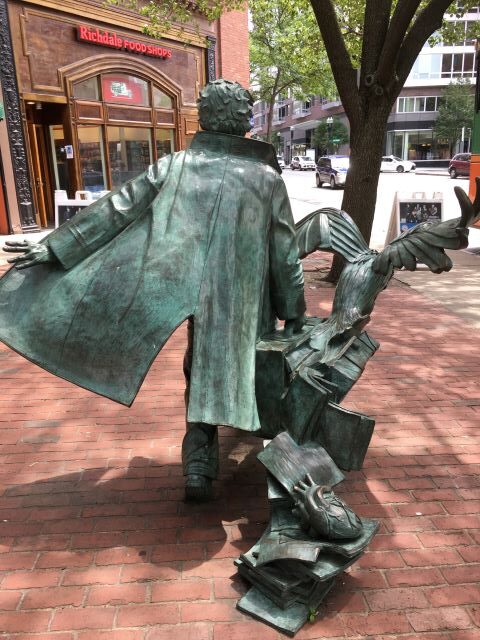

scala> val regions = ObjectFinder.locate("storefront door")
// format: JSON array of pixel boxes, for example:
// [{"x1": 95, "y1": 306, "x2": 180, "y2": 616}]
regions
[
  {"x1": 0, "y1": 159, "x2": 8, "y2": 235},
  {"x1": 27, "y1": 122, "x2": 51, "y2": 227},
  {"x1": 25, "y1": 102, "x2": 70, "y2": 228}
]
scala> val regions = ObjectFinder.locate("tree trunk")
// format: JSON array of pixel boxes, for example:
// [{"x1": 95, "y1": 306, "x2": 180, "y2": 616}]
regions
[
  {"x1": 266, "y1": 99, "x2": 274, "y2": 143},
  {"x1": 324, "y1": 254, "x2": 344, "y2": 283},
  {"x1": 326, "y1": 106, "x2": 389, "y2": 281},
  {"x1": 341, "y1": 119, "x2": 386, "y2": 241},
  {"x1": 265, "y1": 74, "x2": 280, "y2": 143}
]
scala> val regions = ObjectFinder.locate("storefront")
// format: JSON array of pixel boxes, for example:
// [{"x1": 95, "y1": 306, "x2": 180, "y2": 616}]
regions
[
  {"x1": 386, "y1": 128, "x2": 451, "y2": 162},
  {"x1": 0, "y1": 0, "x2": 232, "y2": 230}
]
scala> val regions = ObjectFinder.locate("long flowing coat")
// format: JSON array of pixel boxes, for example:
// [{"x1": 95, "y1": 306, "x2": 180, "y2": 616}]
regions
[{"x1": 0, "y1": 131, "x2": 305, "y2": 432}]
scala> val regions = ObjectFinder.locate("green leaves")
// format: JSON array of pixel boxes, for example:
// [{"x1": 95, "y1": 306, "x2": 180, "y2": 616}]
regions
[
  {"x1": 433, "y1": 79, "x2": 474, "y2": 154},
  {"x1": 106, "y1": 0, "x2": 247, "y2": 38},
  {"x1": 250, "y1": 0, "x2": 331, "y2": 100},
  {"x1": 312, "y1": 118, "x2": 349, "y2": 153},
  {"x1": 250, "y1": 0, "x2": 334, "y2": 140}
]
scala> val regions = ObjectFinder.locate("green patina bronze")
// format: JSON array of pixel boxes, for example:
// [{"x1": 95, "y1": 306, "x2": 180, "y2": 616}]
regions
[
  {"x1": 0, "y1": 81, "x2": 305, "y2": 435},
  {"x1": 2, "y1": 77, "x2": 480, "y2": 636}
]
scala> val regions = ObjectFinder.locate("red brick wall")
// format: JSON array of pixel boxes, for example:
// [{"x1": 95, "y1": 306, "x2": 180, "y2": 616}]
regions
[{"x1": 216, "y1": 9, "x2": 250, "y2": 89}]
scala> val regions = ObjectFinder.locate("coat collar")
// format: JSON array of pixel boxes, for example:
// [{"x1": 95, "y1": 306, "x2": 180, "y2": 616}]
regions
[{"x1": 190, "y1": 131, "x2": 282, "y2": 174}]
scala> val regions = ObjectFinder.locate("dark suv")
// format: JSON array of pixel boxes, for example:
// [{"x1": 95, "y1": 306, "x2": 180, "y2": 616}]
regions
[
  {"x1": 449, "y1": 153, "x2": 471, "y2": 179},
  {"x1": 316, "y1": 155, "x2": 349, "y2": 189}
]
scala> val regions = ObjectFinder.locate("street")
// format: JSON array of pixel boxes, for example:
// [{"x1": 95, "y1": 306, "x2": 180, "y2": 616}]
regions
[
  {"x1": 282, "y1": 168, "x2": 480, "y2": 250},
  {"x1": 1, "y1": 169, "x2": 479, "y2": 261}
]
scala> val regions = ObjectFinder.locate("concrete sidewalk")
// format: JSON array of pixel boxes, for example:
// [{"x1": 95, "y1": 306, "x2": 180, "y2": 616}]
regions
[
  {"x1": 395, "y1": 248, "x2": 480, "y2": 329},
  {"x1": 415, "y1": 169, "x2": 449, "y2": 177},
  {"x1": 0, "y1": 252, "x2": 479, "y2": 639}
]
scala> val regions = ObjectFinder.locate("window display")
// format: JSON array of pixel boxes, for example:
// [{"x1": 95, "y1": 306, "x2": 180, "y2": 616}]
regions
[
  {"x1": 108, "y1": 127, "x2": 152, "y2": 187},
  {"x1": 78, "y1": 126, "x2": 108, "y2": 193}
]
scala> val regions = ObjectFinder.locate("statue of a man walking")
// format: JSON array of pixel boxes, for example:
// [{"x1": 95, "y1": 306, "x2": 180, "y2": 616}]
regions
[{"x1": 0, "y1": 79, "x2": 306, "y2": 500}]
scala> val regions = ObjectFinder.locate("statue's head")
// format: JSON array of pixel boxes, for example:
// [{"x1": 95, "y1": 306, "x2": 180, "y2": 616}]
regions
[{"x1": 198, "y1": 79, "x2": 253, "y2": 137}]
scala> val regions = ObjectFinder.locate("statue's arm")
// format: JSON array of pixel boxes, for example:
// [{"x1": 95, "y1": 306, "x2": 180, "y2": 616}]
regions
[
  {"x1": 269, "y1": 177, "x2": 306, "y2": 334},
  {"x1": 3, "y1": 155, "x2": 173, "y2": 271},
  {"x1": 47, "y1": 155, "x2": 173, "y2": 269}
]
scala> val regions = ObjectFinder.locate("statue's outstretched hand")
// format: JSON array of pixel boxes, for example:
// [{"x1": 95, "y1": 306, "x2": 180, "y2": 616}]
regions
[
  {"x1": 3, "y1": 241, "x2": 55, "y2": 270},
  {"x1": 283, "y1": 314, "x2": 306, "y2": 337}
]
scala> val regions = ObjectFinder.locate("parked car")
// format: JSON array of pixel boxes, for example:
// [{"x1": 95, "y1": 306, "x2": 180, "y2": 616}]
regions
[
  {"x1": 448, "y1": 153, "x2": 471, "y2": 178},
  {"x1": 291, "y1": 155, "x2": 316, "y2": 170},
  {"x1": 276, "y1": 156, "x2": 285, "y2": 169},
  {"x1": 316, "y1": 155, "x2": 349, "y2": 188},
  {"x1": 380, "y1": 155, "x2": 416, "y2": 173}
]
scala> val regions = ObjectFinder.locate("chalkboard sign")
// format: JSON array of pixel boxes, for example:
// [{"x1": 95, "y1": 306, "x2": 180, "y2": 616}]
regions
[{"x1": 55, "y1": 199, "x2": 90, "y2": 228}]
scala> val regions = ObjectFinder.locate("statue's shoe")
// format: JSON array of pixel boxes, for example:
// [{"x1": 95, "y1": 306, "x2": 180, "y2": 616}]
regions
[{"x1": 185, "y1": 474, "x2": 213, "y2": 502}]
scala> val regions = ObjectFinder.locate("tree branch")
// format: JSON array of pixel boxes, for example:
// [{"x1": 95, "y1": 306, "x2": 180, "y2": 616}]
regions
[
  {"x1": 276, "y1": 81, "x2": 295, "y2": 94},
  {"x1": 266, "y1": 69, "x2": 281, "y2": 141},
  {"x1": 360, "y1": 0, "x2": 391, "y2": 88},
  {"x1": 395, "y1": 0, "x2": 453, "y2": 89},
  {"x1": 375, "y1": 0, "x2": 421, "y2": 88},
  {"x1": 309, "y1": 0, "x2": 361, "y2": 126}
]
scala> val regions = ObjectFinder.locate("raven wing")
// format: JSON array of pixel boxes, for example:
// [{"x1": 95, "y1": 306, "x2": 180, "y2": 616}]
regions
[{"x1": 295, "y1": 207, "x2": 373, "y2": 261}]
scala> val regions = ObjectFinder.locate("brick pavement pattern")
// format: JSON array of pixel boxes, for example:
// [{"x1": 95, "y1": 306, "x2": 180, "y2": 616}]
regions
[{"x1": 0, "y1": 254, "x2": 479, "y2": 639}]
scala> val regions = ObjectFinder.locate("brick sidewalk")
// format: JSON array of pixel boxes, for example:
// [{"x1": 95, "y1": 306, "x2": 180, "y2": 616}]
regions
[{"x1": 0, "y1": 256, "x2": 479, "y2": 640}]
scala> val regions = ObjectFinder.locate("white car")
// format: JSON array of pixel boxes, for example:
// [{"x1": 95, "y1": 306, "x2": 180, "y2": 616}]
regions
[
  {"x1": 381, "y1": 155, "x2": 416, "y2": 173},
  {"x1": 276, "y1": 156, "x2": 285, "y2": 169},
  {"x1": 291, "y1": 155, "x2": 316, "y2": 170}
]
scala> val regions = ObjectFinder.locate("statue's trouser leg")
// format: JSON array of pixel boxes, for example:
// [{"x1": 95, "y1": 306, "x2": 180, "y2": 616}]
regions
[
  {"x1": 182, "y1": 317, "x2": 219, "y2": 479},
  {"x1": 182, "y1": 423, "x2": 219, "y2": 479}
]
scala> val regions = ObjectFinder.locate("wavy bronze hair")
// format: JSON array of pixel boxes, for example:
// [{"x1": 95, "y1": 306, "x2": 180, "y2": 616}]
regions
[{"x1": 198, "y1": 79, "x2": 253, "y2": 136}]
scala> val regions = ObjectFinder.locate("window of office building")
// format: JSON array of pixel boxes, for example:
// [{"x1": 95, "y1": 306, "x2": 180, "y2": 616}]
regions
[
  {"x1": 274, "y1": 104, "x2": 289, "y2": 122},
  {"x1": 447, "y1": 18, "x2": 479, "y2": 46},
  {"x1": 397, "y1": 96, "x2": 440, "y2": 113},
  {"x1": 293, "y1": 100, "x2": 311, "y2": 117},
  {"x1": 409, "y1": 53, "x2": 442, "y2": 80},
  {"x1": 409, "y1": 50, "x2": 476, "y2": 81},
  {"x1": 441, "y1": 52, "x2": 475, "y2": 79}
]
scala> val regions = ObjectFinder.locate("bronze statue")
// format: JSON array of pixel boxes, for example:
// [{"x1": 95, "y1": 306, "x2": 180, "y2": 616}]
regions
[{"x1": 2, "y1": 76, "x2": 480, "y2": 635}]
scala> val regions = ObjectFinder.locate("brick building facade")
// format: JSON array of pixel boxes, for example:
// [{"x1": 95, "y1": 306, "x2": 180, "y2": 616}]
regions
[
  {"x1": 0, "y1": 0, "x2": 249, "y2": 233},
  {"x1": 215, "y1": 10, "x2": 250, "y2": 89}
]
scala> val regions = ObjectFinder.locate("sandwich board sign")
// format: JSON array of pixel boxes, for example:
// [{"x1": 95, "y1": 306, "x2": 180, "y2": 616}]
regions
[
  {"x1": 385, "y1": 191, "x2": 443, "y2": 245},
  {"x1": 54, "y1": 190, "x2": 109, "y2": 228},
  {"x1": 55, "y1": 200, "x2": 90, "y2": 228}
]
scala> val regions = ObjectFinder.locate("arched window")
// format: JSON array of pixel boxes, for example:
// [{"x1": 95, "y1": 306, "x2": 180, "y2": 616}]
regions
[{"x1": 72, "y1": 73, "x2": 176, "y2": 192}]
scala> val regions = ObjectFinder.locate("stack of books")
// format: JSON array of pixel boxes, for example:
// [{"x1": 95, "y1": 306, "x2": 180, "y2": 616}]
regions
[{"x1": 235, "y1": 436, "x2": 379, "y2": 636}]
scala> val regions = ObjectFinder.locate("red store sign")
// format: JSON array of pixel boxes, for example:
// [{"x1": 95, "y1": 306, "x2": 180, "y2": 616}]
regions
[
  {"x1": 77, "y1": 25, "x2": 172, "y2": 59},
  {"x1": 102, "y1": 75, "x2": 145, "y2": 104}
]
